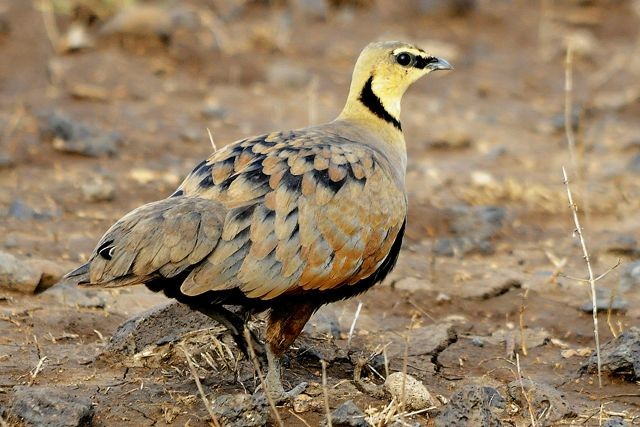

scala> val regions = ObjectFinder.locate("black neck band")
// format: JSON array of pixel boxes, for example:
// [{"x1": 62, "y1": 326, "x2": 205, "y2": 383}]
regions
[{"x1": 358, "y1": 76, "x2": 402, "y2": 131}]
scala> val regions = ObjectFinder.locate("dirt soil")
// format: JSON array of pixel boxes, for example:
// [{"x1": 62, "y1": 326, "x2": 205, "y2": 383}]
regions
[{"x1": 1, "y1": 0, "x2": 640, "y2": 425}]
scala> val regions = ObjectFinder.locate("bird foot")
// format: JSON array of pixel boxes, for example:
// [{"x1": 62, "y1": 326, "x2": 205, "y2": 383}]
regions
[{"x1": 260, "y1": 381, "x2": 308, "y2": 405}]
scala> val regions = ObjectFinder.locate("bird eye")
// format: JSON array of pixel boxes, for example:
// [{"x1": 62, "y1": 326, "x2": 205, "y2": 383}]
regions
[{"x1": 395, "y1": 52, "x2": 412, "y2": 67}]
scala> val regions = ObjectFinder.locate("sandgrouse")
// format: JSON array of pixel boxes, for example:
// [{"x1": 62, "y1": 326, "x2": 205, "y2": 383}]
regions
[{"x1": 63, "y1": 41, "x2": 452, "y2": 401}]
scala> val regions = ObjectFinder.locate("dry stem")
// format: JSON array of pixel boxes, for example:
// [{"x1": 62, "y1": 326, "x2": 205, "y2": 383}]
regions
[
  {"x1": 347, "y1": 301, "x2": 363, "y2": 350},
  {"x1": 562, "y1": 167, "x2": 602, "y2": 388},
  {"x1": 564, "y1": 43, "x2": 577, "y2": 173},
  {"x1": 180, "y1": 345, "x2": 221, "y2": 427},
  {"x1": 516, "y1": 353, "x2": 537, "y2": 427},
  {"x1": 518, "y1": 288, "x2": 530, "y2": 356},
  {"x1": 321, "y1": 359, "x2": 332, "y2": 427}
]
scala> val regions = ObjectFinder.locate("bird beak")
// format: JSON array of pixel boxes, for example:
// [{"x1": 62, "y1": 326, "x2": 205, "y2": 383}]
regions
[{"x1": 428, "y1": 57, "x2": 453, "y2": 71}]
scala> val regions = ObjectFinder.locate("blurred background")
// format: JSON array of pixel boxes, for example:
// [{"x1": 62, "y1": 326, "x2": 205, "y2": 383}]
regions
[{"x1": 1, "y1": 0, "x2": 640, "y2": 425}]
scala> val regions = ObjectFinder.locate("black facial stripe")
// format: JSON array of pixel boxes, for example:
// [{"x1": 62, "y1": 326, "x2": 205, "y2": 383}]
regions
[
  {"x1": 358, "y1": 75, "x2": 402, "y2": 131},
  {"x1": 414, "y1": 55, "x2": 438, "y2": 69}
]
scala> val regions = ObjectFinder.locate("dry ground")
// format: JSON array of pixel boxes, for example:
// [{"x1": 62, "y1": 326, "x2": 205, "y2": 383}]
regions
[{"x1": 1, "y1": 0, "x2": 639, "y2": 425}]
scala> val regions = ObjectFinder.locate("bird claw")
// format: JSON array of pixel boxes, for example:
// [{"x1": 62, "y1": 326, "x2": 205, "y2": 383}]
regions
[{"x1": 261, "y1": 381, "x2": 308, "y2": 405}]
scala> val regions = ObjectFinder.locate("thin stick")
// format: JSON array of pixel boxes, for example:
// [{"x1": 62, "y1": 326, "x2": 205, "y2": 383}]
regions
[
  {"x1": 564, "y1": 44, "x2": 577, "y2": 173},
  {"x1": 400, "y1": 335, "x2": 410, "y2": 416},
  {"x1": 562, "y1": 167, "x2": 602, "y2": 388},
  {"x1": 321, "y1": 360, "x2": 332, "y2": 427},
  {"x1": 243, "y1": 329, "x2": 284, "y2": 427},
  {"x1": 347, "y1": 302, "x2": 363, "y2": 349},
  {"x1": 206, "y1": 128, "x2": 218, "y2": 152},
  {"x1": 516, "y1": 353, "x2": 537, "y2": 427},
  {"x1": 519, "y1": 288, "x2": 530, "y2": 356},
  {"x1": 28, "y1": 356, "x2": 47, "y2": 386},
  {"x1": 180, "y1": 346, "x2": 222, "y2": 427}
]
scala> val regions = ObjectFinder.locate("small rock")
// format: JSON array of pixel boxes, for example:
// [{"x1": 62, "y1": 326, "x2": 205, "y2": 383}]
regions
[
  {"x1": 384, "y1": 372, "x2": 436, "y2": 411},
  {"x1": 551, "y1": 106, "x2": 581, "y2": 133},
  {"x1": 620, "y1": 261, "x2": 640, "y2": 292},
  {"x1": 293, "y1": 394, "x2": 319, "y2": 413},
  {"x1": 266, "y1": 61, "x2": 311, "y2": 88},
  {"x1": 99, "y1": 4, "x2": 173, "y2": 39},
  {"x1": 507, "y1": 379, "x2": 576, "y2": 423},
  {"x1": 11, "y1": 386, "x2": 94, "y2": 427},
  {"x1": 322, "y1": 400, "x2": 370, "y2": 427},
  {"x1": 100, "y1": 301, "x2": 221, "y2": 360},
  {"x1": 450, "y1": 205, "x2": 505, "y2": 239},
  {"x1": 81, "y1": 173, "x2": 116, "y2": 202},
  {"x1": 40, "y1": 111, "x2": 120, "y2": 157},
  {"x1": 627, "y1": 153, "x2": 640, "y2": 173},
  {"x1": 0, "y1": 152, "x2": 14, "y2": 169},
  {"x1": 582, "y1": 327, "x2": 640, "y2": 381},
  {"x1": 25, "y1": 259, "x2": 69, "y2": 291},
  {"x1": 605, "y1": 234, "x2": 638, "y2": 255},
  {"x1": 201, "y1": 103, "x2": 227, "y2": 120},
  {"x1": 394, "y1": 276, "x2": 429, "y2": 292},
  {"x1": 304, "y1": 307, "x2": 341, "y2": 339},
  {"x1": 44, "y1": 282, "x2": 107, "y2": 309},
  {"x1": 603, "y1": 416, "x2": 628, "y2": 427},
  {"x1": 436, "y1": 292, "x2": 451, "y2": 303},
  {"x1": 433, "y1": 236, "x2": 494, "y2": 257},
  {"x1": 426, "y1": 131, "x2": 472, "y2": 150},
  {"x1": 471, "y1": 337, "x2": 484, "y2": 347},
  {"x1": 580, "y1": 298, "x2": 628, "y2": 313},
  {"x1": 435, "y1": 385, "x2": 503, "y2": 427},
  {"x1": 211, "y1": 393, "x2": 268, "y2": 427},
  {"x1": 0, "y1": 251, "x2": 42, "y2": 294}
]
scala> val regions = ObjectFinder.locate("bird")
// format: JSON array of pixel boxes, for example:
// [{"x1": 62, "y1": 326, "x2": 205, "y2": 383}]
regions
[{"x1": 61, "y1": 40, "x2": 452, "y2": 402}]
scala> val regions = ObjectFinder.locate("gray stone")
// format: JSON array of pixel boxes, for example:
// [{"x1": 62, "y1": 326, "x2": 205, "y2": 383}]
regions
[
  {"x1": 433, "y1": 236, "x2": 494, "y2": 257},
  {"x1": 384, "y1": 373, "x2": 435, "y2": 411},
  {"x1": 449, "y1": 205, "x2": 505, "y2": 240},
  {"x1": 582, "y1": 327, "x2": 640, "y2": 381},
  {"x1": 211, "y1": 393, "x2": 268, "y2": 427},
  {"x1": 603, "y1": 416, "x2": 628, "y2": 427},
  {"x1": 11, "y1": 386, "x2": 94, "y2": 427},
  {"x1": 0, "y1": 251, "x2": 42, "y2": 294},
  {"x1": 620, "y1": 261, "x2": 640, "y2": 292},
  {"x1": 201, "y1": 103, "x2": 227, "y2": 119},
  {"x1": 44, "y1": 282, "x2": 107, "y2": 309},
  {"x1": 435, "y1": 385, "x2": 503, "y2": 427},
  {"x1": 81, "y1": 173, "x2": 116, "y2": 202},
  {"x1": 8, "y1": 199, "x2": 59, "y2": 221},
  {"x1": 100, "y1": 300, "x2": 219, "y2": 359},
  {"x1": 322, "y1": 400, "x2": 370, "y2": 427},
  {"x1": 40, "y1": 111, "x2": 120, "y2": 157},
  {"x1": 580, "y1": 298, "x2": 628, "y2": 313},
  {"x1": 605, "y1": 235, "x2": 638, "y2": 255},
  {"x1": 507, "y1": 379, "x2": 576, "y2": 423},
  {"x1": 0, "y1": 152, "x2": 14, "y2": 169},
  {"x1": 628, "y1": 153, "x2": 640, "y2": 173}
]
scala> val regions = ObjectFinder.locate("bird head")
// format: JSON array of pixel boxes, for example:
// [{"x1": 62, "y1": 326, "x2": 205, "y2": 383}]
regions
[{"x1": 340, "y1": 41, "x2": 452, "y2": 131}]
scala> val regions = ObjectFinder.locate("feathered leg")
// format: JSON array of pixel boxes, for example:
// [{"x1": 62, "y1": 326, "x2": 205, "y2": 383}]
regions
[{"x1": 263, "y1": 302, "x2": 316, "y2": 402}]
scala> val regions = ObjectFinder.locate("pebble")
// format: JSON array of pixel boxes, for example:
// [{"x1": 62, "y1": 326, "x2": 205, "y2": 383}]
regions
[
  {"x1": 603, "y1": 416, "x2": 628, "y2": 427},
  {"x1": 605, "y1": 235, "x2": 638, "y2": 255},
  {"x1": 201, "y1": 103, "x2": 227, "y2": 119},
  {"x1": 582, "y1": 326, "x2": 640, "y2": 381},
  {"x1": 507, "y1": 379, "x2": 576, "y2": 423},
  {"x1": 0, "y1": 152, "x2": 14, "y2": 169},
  {"x1": 99, "y1": 4, "x2": 173, "y2": 39},
  {"x1": 435, "y1": 385, "x2": 503, "y2": 427},
  {"x1": 620, "y1": 261, "x2": 640, "y2": 292},
  {"x1": 627, "y1": 153, "x2": 640, "y2": 173},
  {"x1": 0, "y1": 251, "x2": 42, "y2": 294},
  {"x1": 293, "y1": 394, "x2": 320, "y2": 413},
  {"x1": 471, "y1": 337, "x2": 484, "y2": 347},
  {"x1": 11, "y1": 386, "x2": 94, "y2": 427},
  {"x1": 425, "y1": 130, "x2": 472, "y2": 150},
  {"x1": 384, "y1": 372, "x2": 436, "y2": 411},
  {"x1": 81, "y1": 173, "x2": 116, "y2": 202},
  {"x1": 322, "y1": 400, "x2": 370, "y2": 427},
  {"x1": 211, "y1": 393, "x2": 268, "y2": 427},
  {"x1": 40, "y1": 111, "x2": 120, "y2": 157},
  {"x1": 580, "y1": 298, "x2": 628, "y2": 313},
  {"x1": 44, "y1": 282, "x2": 107, "y2": 309},
  {"x1": 8, "y1": 198, "x2": 59, "y2": 221}
]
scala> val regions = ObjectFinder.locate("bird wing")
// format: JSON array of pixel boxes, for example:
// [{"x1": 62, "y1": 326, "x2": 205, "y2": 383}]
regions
[
  {"x1": 73, "y1": 196, "x2": 226, "y2": 288},
  {"x1": 177, "y1": 129, "x2": 407, "y2": 300}
]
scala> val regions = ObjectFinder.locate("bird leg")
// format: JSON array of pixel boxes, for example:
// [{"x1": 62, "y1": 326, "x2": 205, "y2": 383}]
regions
[
  {"x1": 262, "y1": 302, "x2": 316, "y2": 403},
  {"x1": 191, "y1": 303, "x2": 265, "y2": 363}
]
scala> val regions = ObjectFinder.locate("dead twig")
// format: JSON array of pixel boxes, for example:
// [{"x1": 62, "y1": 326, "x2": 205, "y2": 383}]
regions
[
  {"x1": 519, "y1": 288, "x2": 530, "y2": 356},
  {"x1": 516, "y1": 353, "x2": 538, "y2": 427},
  {"x1": 321, "y1": 359, "x2": 332, "y2": 427},
  {"x1": 347, "y1": 301, "x2": 363, "y2": 350},
  {"x1": 207, "y1": 128, "x2": 218, "y2": 153},
  {"x1": 180, "y1": 345, "x2": 221, "y2": 427},
  {"x1": 562, "y1": 167, "x2": 602, "y2": 388},
  {"x1": 564, "y1": 43, "x2": 577, "y2": 173}
]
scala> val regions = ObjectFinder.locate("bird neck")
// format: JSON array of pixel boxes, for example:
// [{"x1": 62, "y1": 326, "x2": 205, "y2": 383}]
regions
[{"x1": 337, "y1": 74, "x2": 405, "y2": 137}]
